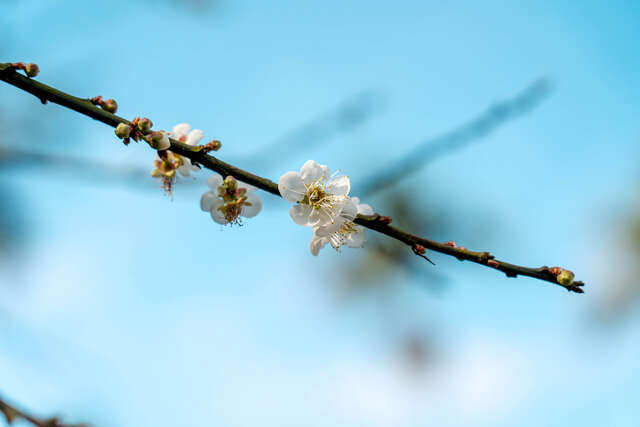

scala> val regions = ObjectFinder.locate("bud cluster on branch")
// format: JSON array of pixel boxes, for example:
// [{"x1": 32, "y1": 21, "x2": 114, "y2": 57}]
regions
[{"x1": 0, "y1": 61, "x2": 585, "y2": 293}]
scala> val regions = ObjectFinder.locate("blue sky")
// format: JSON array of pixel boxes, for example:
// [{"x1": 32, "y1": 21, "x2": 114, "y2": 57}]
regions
[{"x1": 1, "y1": 1, "x2": 640, "y2": 426}]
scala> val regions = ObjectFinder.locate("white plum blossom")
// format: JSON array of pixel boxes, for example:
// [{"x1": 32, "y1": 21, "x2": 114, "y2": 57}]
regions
[
  {"x1": 309, "y1": 197, "x2": 373, "y2": 255},
  {"x1": 278, "y1": 160, "x2": 352, "y2": 227},
  {"x1": 171, "y1": 123, "x2": 204, "y2": 176},
  {"x1": 151, "y1": 150, "x2": 182, "y2": 194},
  {"x1": 200, "y1": 174, "x2": 262, "y2": 225}
]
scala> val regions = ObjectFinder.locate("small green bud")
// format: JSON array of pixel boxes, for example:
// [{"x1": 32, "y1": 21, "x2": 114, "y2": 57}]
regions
[
  {"x1": 137, "y1": 117, "x2": 153, "y2": 133},
  {"x1": 203, "y1": 139, "x2": 222, "y2": 152},
  {"x1": 25, "y1": 62, "x2": 39, "y2": 77},
  {"x1": 556, "y1": 269, "x2": 575, "y2": 286},
  {"x1": 102, "y1": 98, "x2": 118, "y2": 114},
  {"x1": 148, "y1": 131, "x2": 170, "y2": 150},
  {"x1": 115, "y1": 123, "x2": 131, "y2": 139},
  {"x1": 224, "y1": 175, "x2": 238, "y2": 191}
]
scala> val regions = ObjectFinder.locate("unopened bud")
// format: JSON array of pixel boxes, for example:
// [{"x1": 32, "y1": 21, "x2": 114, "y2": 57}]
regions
[
  {"x1": 137, "y1": 117, "x2": 153, "y2": 133},
  {"x1": 114, "y1": 123, "x2": 131, "y2": 139},
  {"x1": 414, "y1": 244, "x2": 426, "y2": 255},
  {"x1": 149, "y1": 131, "x2": 170, "y2": 150},
  {"x1": 25, "y1": 63, "x2": 39, "y2": 77},
  {"x1": 102, "y1": 98, "x2": 118, "y2": 113},
  {"x1": 556, "y1": 269, "x2": 575, "y2": 286},
  {"x1": 224, "y1": 176, "x2": 238, "y2": 191},
  {"x1": 204, "y1": 139, "x2": 222, "y2": 152}
]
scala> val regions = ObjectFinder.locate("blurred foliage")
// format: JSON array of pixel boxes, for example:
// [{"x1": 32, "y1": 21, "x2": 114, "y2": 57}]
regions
[
  {"x1": 594, "y1": 199, "x2": 640, "y2": 323},
  {"x1": 0, "y1": 111, "x2": 28, "y2": 261},
  {"x1": 0, "y1": 183, "x2": 25, "y2": 261}
]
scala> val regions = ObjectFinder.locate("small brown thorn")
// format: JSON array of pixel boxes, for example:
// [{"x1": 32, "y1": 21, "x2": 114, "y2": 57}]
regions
[{"x1": 412, "y1": 244, "x2": 434, "y2": 265}]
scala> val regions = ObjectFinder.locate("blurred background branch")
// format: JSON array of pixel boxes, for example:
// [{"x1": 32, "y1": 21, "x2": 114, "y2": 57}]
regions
[
  {"x1": 240, "y1": 90, "x2": 383, "y2": 172},
  {"x1": 0, "y1": 146, "x2": 151, "y2": 187},
  {"x1": 358, "y1": 78, "x2": 552, "y2": 197}
]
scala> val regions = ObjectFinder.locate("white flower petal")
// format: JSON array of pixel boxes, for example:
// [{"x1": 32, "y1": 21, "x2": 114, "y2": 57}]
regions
[
  {"x1": 310, "y1": 236, "x2": 328, "y2": 256},
  {"x1": 158, "y1": 132, "x2": 171, "y2": 150},
  {"x1": 178, "y1": 163, "x2": 191, "y2": 177},
  {"x1": 300, "y1": 160, "x2": 328, "y2": 185},
  {"x1": 207, "y1": 174, "x2": 223, "y2": 189},
  {"x1": 339, "y1": 199, "x2": 358, "y2": 221},
  {"x1": 310, "y1": 206, "x2": 335, "y2": 227},
  {"x1": 314, "y1": 221, "x2": 342, "y2": 237},
  {"x1": 172, "y1": 123, "x2": 190, "y2": 138},
  {"x1": 357, "y1": 203, "x2": 374, "y2": 216},
  {"x1": 346, "y1": 226, "x2": 366, "y2": 248},
  {"x1": 210, "y1": 198, "x2": 227, "y2": 224},
  {"x1": 320, "y1": 165, "x2": 331, "y2": 179},
  {"x1": 290, "y1": 204, "x2": 314, "y2": 226},
  {"x1": 200, "y1": 191, "x2": 217, "y2": 212},
  {"x1": 326, "y1": 175, "x2": 350, "y2": 197},
  {"x1": 241, "y1": 192, "x2": 262, "y2": 218},
  {"x1": 278, "y1": 171, "x2": 306, "y2": 202},
  {"x1": 186, "y1": 129, "x2": 204, "y2": 146},
  {"x1": 351, "y1": 197, "x2": 360, "y2": 205},
  {"x1": 239, "y1": 181, "x2": 258, "y2": 193}
]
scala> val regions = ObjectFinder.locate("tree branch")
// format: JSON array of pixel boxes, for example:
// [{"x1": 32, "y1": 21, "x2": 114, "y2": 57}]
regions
[
  {"x1": 0, "y1": 394, "x2": 87, "y2": 427},
  {"x1": 0, "y1": 63, "x2": 584, "y2": 293}
]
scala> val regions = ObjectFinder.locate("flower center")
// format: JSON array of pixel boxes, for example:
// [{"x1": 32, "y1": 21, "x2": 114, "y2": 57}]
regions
[
  {"x1": 308, "y1": 187, "x2": 325, "y2": 205},
  {"x1": 222, "y1": 202, "x2": 243, "y2": 224}
]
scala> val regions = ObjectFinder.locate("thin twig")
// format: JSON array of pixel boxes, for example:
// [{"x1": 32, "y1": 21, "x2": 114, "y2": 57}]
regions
[
  {"x1": 358, "y1": 78, "x2": 552, "y2": 196},
  {"x1": 0, "y1": 63, "x2": 584, "y2": 292},
  {"x1": 0, "y1": 394, "x2": 87, "y2": 427}
]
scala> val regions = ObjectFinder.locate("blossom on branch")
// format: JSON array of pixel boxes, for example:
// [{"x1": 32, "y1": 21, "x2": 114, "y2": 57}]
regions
[
  {"x1": 200, "y1": 174, "x2": 262, "y2": 225},
  {"x1": 148, "y1": 131, "x2": 170, "y2": 150},
  {"x1": 151, "y1": 150, "x2": 182, "y2": 194},
  {"x1": 310, "y1": 197, "x2": 373, "y2": 255},
  {"x1": 278, "y1": 160, "x2": 351, "y2": 227},
  {"x1": 171, "y1": 123, "x2": 203, "y2": 176}
]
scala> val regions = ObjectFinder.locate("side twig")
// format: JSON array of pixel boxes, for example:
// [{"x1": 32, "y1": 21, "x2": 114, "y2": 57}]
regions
[
  {"x1": 0, "y1": 63, "x2": 584, "y2": 293},
  {"x1": 0, "y1": 394, "x2": 87, "y2": 427}
]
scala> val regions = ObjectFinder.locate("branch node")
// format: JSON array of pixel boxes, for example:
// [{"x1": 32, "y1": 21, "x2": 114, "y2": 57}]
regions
[
  {"x1": 7, "y1": 62, "x2": 40, "y2": 77},
  {"x1": 412, "y1": 244, "x2": 434, "y2": 265},
  {"x1": 90, "y1": 95, "x2": 118, "y2": 113},
  {"x1": 200, "y1": 139, "x2": 222, "y2": 153},
  {"x1": 478, "y1": 251, "x2": 493, "y2": 263},
  {"x1": 377, "y1": 215, "x2": 392, "y2": 225}
]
